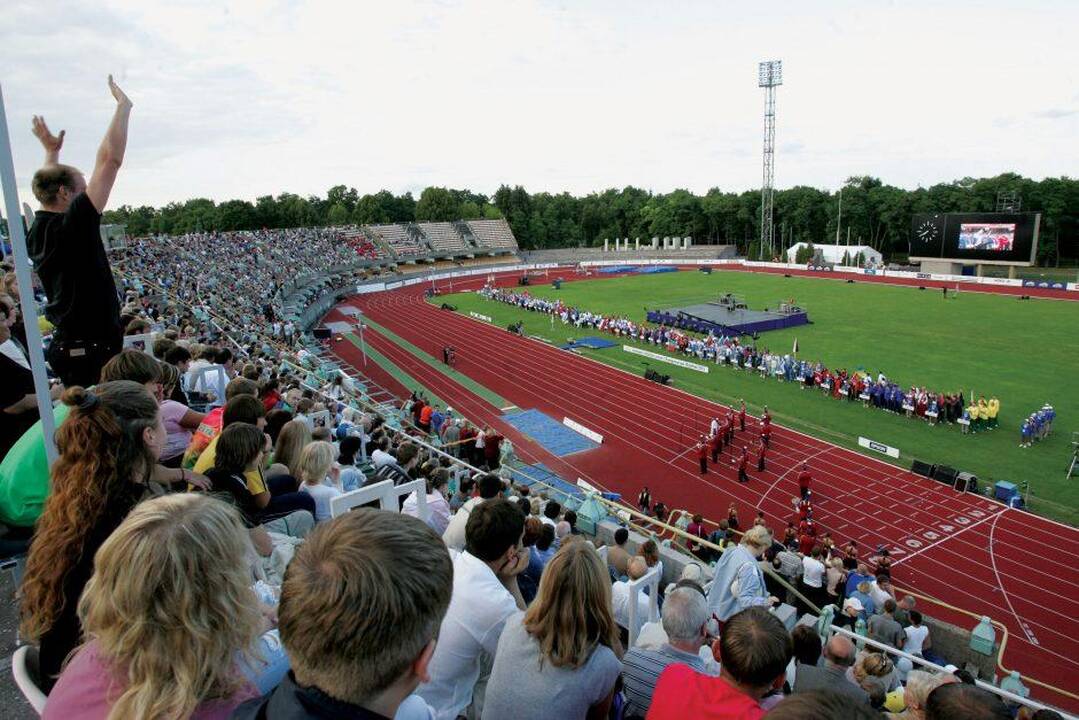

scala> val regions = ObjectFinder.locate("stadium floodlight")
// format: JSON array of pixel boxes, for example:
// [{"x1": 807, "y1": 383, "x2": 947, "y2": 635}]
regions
[
  {"x1": 758, "y1": 60, "x2": 783, "y2": 87},
  {"x1": 758, "y1": 60, "x2": 782, "y2": 261}
]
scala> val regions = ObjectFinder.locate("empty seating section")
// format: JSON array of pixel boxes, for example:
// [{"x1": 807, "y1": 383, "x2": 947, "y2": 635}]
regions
[
  {"x1": 466, "y1": 219, "x2": 519, "y2": 250},
  {"x1": 366, "y1": 224, "x2": 427, "y2": 257},
  {"x1": 417, "y1": 222, "x2": 469, "y2": 254}
]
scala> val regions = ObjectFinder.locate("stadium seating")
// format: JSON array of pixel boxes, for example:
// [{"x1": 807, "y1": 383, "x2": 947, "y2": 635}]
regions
[
  {"x1": 416, "y1": 222, "x2": 469, "y2": 254},
  {"x1": 365, "y1": 223, "x2": 429, "y2": 258},
  {"x1": 466, "y1": 219, "x2": 519, "y2": 251}
]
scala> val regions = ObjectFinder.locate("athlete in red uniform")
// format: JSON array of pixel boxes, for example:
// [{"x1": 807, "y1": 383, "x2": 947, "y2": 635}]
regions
[
  {"x1": 739, "y1": 401, "x2": 747, "y2": 432},
  {"x1": 737, "y1": 446, "x2": 749, "y2": 483},
  {"x1": 697, "y1": 437, "x2": 708, "y2": 474},
  {"x1": 797, "y1": 463, "x2": 812, "y2": 500},
  {"x1": 710, "y1": 430, "x2": 722, "y2": 463},
  {"x1": 760, "y1": 424, "x2": 772, "y2": 449},
  {"x1": 756, "y1": 438, "x2": 767, "y2": 472}
]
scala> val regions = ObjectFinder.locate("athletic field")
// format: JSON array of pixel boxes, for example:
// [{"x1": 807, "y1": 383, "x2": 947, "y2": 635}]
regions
[{"x1": 441, "y1": 268, "x2": 1079, "y2": 525}]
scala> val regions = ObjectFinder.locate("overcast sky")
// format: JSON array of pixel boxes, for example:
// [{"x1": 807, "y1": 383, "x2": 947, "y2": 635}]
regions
[{"x1": 2, "y1": 0, "x2": 1077, "y2": 208}]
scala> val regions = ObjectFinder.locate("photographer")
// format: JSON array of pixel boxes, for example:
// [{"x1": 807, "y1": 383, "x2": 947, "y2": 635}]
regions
[{"x1": 27, "y1": 75, "x2": 133, "y2": 387}]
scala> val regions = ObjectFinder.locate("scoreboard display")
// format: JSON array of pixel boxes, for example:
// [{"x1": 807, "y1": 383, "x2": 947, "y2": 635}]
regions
[{"x1": 910, "y1": 212, "x2": 1040, "y2": 264}]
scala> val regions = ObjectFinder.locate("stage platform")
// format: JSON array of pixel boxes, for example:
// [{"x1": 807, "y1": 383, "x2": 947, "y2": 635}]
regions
[{"x1": 647, "y1": 300, "x2": 809, "y2": 336}]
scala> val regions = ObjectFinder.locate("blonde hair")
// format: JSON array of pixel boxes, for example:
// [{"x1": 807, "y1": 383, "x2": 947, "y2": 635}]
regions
[
  {"x1": 741, "y1": 524, "x2": 773, "y2": 550},
  {"x1": 298, "y1": 441, "x2": 335, "y2": 485},
  {"x1": 77, "y1": 494, "x2": 261, "y2": 720},
  {"x1": 274, "y1": 419, "x2": 312, "y2": 477},
  {"x1": 523, "y1": 541, "x2": 623, "y2": 669}
]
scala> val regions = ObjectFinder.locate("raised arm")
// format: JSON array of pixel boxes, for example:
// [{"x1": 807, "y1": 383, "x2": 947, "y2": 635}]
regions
[
  {"x1": 31, "y1": 116, "x2": 65, "y2": 165},
  {"x1": 86, "y1": 74, "x2": 133, "y2": 213}
]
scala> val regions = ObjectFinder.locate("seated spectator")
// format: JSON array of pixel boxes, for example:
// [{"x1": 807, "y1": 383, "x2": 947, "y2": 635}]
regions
[
  {"x1": 372, "y1": 441, "x2": 420, "y2": 486},
  {"x1": 613, "y1": 555, "x2": 655, "y2": 636},
  {"x1": 20, "y1": 382, "x2": 164, "y2": 689},
  {"x1": 640, "y1": 538, "x2": 664, "y2": 580},
  {"x1": 608, "y1": 526, "x2": 632, "y2": 579},
  {"x1": 894, "y1": 594, "x2": 917, "y2": 628},
  {"x1": 541, "y1": 499, "x2": 561, "y2": 527},
  {"x1": 623, "y1": 582, "x2": 717, "y2": 718},
  {"x1": 272, "y1": 419, "x2": 312, "y2": 479},
  {"x1": 205, "y1": 423, "x2": 315, "y2": 538},
  {"x1": 418, "y1": 499, "x2": 528, "y2": 719},
  {"x1": 520, "y1": 521, "x2": 556, "y2": 604},
  {"x1": 0, "y1": 301, "x2": 46, "y2": 461},
  {"x1": 845, "y1": 562, "x2": 873, "y2": 597},
  {"x1": 402, "y1": 467, "x2": 452, "y2": 535},
  {"x1": 442, "y1": 473, "x2": 504, "y2": 551},
  {"x1": 869, "y1": 598, "x2": 906, "y2": 651},
  {"x1": 887, "y1": 669, "x2": 945, "y2": 720},
  {"x1": 157, "y1": 361, "x2": 205, "y2": 467},
  {"x1": 851, "y1": 651, "x2": 899, "y2": 699},
  {"x1": 181, "y1": 376, "x2": 260, "y2": 468},
  {"x1": 870, "y1": 573, "x2": 897, "y2": 609},
  {"x1": 336, "y1": 435, "x2": 365, "y2": 492},
  {"x1": 707, "y1": 525, "x2": 779, "y2": 621},
  {"x1": 785, "y1": 624, "x2": 822, "y2": 690},
  {"x1": 762, "y1": 690, "x2": 883, "y2": 719},
  {"x1": 925, "y1": 681, "x2": 1011, "y2": 720},
  {"x1": 449, "y1": 477, "x2": 474, "y2": 513},
  {"x1": 297, "y1": 440, "x2": 342, "y2": 522},
  {"x1": 648, "y1": 606, "x2": 792, "y2": 720},
  {"x1": 235, "y1": 509, "x2": 453, "y2": 720},
  {"x1": 825, "y1": 557, "x2": 847, "y2": 606},
  {"x1": 848, "y1": 580, "x2": 877, "y2": 619},
  {"x1": 42, "y1": 494, "x2": 281, "y2": 719},
  {"x1": 483, "y1": 542, "x2": 623, "y2": 719},
  {"x1": 794, "y1": 634, "x2": 869, "y2": 704}
]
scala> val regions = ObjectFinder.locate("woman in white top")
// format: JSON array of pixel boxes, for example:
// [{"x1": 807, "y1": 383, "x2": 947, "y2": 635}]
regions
[
  {"x1": 903, "y1": 610, "x2": 931, "y2": 656},
  {"x1": 297, "y1": 441, "x2": 342, "y2": 522}
]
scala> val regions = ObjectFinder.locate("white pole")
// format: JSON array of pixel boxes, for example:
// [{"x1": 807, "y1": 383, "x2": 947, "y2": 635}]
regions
[
  {"x1": 0, "y1": 84, "x2": 59, "y2": 465},
  {"x1": 356, "y1": 310, "x2": 368, "y2": 367},
  {"x1": 835, "y1": 188, "x2": 842, "y2": 245}
]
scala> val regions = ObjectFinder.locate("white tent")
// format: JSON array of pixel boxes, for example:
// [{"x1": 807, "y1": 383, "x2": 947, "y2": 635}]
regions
[{"x1": 786, "y1": 243, "x2": 882, "y2": 266}]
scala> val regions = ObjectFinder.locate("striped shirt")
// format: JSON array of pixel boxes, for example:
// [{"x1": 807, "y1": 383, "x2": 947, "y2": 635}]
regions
[{"x1": 622, "y1": 643, "x2": 711, "y2": 718}]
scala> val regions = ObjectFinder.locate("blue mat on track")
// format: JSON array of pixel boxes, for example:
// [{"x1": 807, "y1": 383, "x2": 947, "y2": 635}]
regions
[
  {"x1": 502, "y1": 409, "x2": 600, "y2": 456},
  {"x1": 635, "y1": 265, "x2": 678, "y2": 274},
  {"x1": 598, "y1": 265, "x2": 639, "y2": 274},
  {"x1": 559, "y1": 336, "x2": 619, "y2": 350}
]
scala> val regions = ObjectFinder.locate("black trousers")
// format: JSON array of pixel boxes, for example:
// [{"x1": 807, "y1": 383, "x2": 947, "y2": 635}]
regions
[
  {"x1": 739, "y1": 467, "x2": 749, "y2": 483},
  {"x1": 699, "y1": 458, "x2": 707, "y2": 474},
  {"x1": 711, "y1": 448, "x2": 719, "y2": 463},
  {"x1": 46, "y1": 334, "x2": 122, "y2": 388},
  {"x1": 758, "y1": 456, "x2": 766, "y2": 472}
]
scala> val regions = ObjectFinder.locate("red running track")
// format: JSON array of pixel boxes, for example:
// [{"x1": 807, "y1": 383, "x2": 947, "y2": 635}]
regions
[{"x1": 324, "y1": 269, "x2": 1079, "y2": 710}]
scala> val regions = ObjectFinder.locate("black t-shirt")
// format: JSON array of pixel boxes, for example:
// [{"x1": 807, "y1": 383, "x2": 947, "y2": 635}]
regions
[
  {"x1": 204, "y1": 469, "x2": 260, "y2": 528},
  {"x1": 26, "y1": 192, "x2": 121, "y2": 342}
]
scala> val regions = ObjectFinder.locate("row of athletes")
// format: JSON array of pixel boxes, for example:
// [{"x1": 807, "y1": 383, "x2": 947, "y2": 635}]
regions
[{"x1": 691, "y1": 402, "x2": 789, "y2": 483}]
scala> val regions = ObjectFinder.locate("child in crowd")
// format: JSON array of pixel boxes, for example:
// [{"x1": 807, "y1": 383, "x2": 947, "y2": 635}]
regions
[{"x1": 298, "y1": 441, "x2": 342, "y2": 522}]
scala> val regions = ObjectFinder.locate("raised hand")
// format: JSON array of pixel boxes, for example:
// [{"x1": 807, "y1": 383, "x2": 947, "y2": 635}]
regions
[
  {"x1": 108, "y1": 74, "x2": 132, "y2": 108},
  {"x1": 31, "y1": 115, "x2": 65, "y2": 156}
]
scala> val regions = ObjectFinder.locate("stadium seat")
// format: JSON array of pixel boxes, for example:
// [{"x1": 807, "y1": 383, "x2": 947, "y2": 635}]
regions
[{"x1": 11, "y1": 645, "x2": 47, "y2": 714}]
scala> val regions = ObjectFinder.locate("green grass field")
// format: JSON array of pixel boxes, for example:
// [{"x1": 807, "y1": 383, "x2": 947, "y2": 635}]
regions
[{"x1": 440, "y1": 270, "x2": 1079, "y2": 525}]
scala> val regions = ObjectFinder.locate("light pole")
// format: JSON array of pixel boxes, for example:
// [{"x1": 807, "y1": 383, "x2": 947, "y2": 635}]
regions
[{"x1": 356, "y1": 309, "x2": 368, "y2": 366}]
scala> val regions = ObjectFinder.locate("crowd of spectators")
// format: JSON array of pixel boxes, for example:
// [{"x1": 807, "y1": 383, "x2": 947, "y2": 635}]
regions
[{"x1": 0, "y1": 84, "x2": 1057, "y2": 720}]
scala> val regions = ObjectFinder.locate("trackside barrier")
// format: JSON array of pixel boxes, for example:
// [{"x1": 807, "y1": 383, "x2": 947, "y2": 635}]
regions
[
  {"x1": 625, "y1": 564, "x2": 661, "y2": 648},
  {"x1": 330, "y1": 478, "x2": 428, "y2": 521}
]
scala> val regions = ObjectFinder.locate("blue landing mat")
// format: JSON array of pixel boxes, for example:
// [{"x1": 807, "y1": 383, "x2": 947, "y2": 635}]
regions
[
  {"x1": 635, "y1": 265, "x2": 678, "y2": 274},
  {"x1": 559, "y1": 336, "x2": 619, "y2": 350},
  {"x1": 502, "y1": 409, "x2": 600, "y2": 456},
  {"x1": 598, "y1": 265, "x2": 640, "y2": 274}
]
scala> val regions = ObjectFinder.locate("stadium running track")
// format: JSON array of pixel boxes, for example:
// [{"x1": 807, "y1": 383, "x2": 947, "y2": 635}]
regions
[{"x1": 323, "y1": 267, "x2": 1079, "y2": 710}]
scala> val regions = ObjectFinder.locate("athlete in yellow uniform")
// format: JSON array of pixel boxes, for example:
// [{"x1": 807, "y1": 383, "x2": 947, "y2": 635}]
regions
[
  {"x1": 987, "y1": 396, "x2": 1000, "y2": 429},
  {"x1": 968, "y1": 400, "x2": 981, "y2": 432}
]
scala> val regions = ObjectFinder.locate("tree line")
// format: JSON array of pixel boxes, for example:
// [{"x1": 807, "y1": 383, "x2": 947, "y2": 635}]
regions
[{"x1": 101, "y1": 173, "x2": 1078, "y2": 264}]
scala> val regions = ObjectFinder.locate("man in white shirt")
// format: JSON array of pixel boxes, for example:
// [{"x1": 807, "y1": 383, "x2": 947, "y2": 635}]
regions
[
  {"x1": 611, "y1": 557, "x2": 654, "y2": 637},
  {"x1": 800, "y1": 545, "x2": 826, "y2": 609},
  {"x1": 442, "y1": 474, "x2": 505, "y2": 552},
  {"x1": 869, "y1": 574, "x2": 896, "y2": 612},
  {"x1": 370, "y1": 438, "x2": 395, "y2": 468},
  {"x1": 418, "y1": 499, "x2": 527, "y2": 720},
  {"x1": 903, "y1": 610, "x2": 930, "y2": 656}
]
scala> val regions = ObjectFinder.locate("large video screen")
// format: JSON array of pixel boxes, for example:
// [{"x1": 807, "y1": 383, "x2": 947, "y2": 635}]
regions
[
  {"x1": 958, "y1": 223, "x2": 1014, "y2": 252},
  {"x1": 910, "y1": 212, "x2": 1039, "y2": 264}
]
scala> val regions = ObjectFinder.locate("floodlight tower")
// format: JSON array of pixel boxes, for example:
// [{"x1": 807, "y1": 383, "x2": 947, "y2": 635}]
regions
[{"x1": 758, "y1": 60, "x2": 782, "y2": 261}]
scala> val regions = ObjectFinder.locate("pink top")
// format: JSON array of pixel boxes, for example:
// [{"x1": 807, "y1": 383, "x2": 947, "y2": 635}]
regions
[
  {"x1": 42, "y1": 641, "x2": 258, "y2": 720},
  {"x1": 160, "y1": 399, "x2": 194, "y2": 460}
]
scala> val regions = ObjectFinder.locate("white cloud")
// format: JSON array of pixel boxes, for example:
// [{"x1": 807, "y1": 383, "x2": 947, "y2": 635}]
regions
[{"x1": 2, "y1": 0, "x2": 1076, "y2": 209}]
